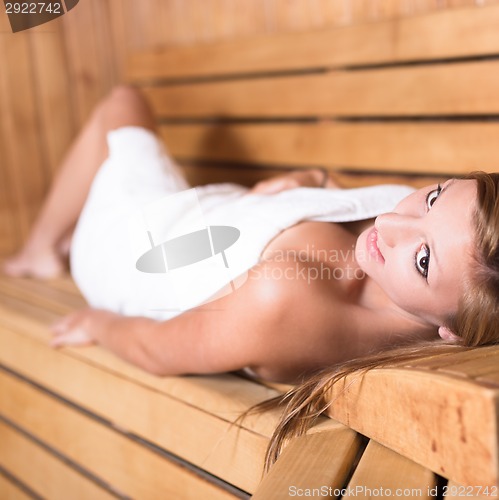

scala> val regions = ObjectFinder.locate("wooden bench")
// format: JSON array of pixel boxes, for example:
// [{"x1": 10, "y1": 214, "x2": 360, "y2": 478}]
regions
[{"x1": 1, "y1": 3, "x2": 499, "y2": 498}]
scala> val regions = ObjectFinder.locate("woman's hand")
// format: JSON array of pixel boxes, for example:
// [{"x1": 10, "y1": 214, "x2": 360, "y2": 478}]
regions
[
  {"x1": 50, "y1": 308, "x2": 120, "y2": 348},
  {"x1": 249, "y1": 168, "x2": 338, "y2": 195}
]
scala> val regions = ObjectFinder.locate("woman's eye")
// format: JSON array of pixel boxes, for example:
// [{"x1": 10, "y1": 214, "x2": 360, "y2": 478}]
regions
[
  {"x1": 415, "y1": 244, "x2": 430, "y2": 279},
  {"x1": 426, "y1": 184, "x2": 442, "y2": 210}
]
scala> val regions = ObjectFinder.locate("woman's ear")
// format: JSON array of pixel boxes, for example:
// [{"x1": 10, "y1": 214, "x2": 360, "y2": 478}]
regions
[{"x1": 438, "y1": 326, "x2": 460, "y2": 342}]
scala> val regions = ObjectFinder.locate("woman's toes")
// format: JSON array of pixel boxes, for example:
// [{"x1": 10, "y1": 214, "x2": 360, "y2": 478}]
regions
[
  {"x1": 2, "y1": 256, "x2": 28, "y2": 277},
  {"x1": 2, "y1": 249, "x2": 65, "y2": 280}
]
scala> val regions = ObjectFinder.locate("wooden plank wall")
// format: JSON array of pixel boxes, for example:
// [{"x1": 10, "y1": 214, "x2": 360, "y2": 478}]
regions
[
  {"x1": 1, "y1": 0, "x2": 499, "y2": 257},
  {"x1": 0, "y1": 0, "x2": 117, "y2": 256}
]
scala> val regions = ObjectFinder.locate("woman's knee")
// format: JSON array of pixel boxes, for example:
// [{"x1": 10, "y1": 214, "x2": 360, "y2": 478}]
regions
[
  {"x1": 108, "y1": 84, "x2": 143, "y2": 104},
  {"x1": 98, "y1": 84, "x2": 156, "y2": 132},
  {"x1": 103, "y1": 85, "x2": 149, "y2": 113}
]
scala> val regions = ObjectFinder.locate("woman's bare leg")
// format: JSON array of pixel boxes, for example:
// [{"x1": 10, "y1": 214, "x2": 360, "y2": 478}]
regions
[{"x1": 3, "y1": 85, "x2": 157, "y2": 279}]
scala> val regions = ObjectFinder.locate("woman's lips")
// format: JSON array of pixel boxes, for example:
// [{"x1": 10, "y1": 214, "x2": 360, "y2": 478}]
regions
[{"x1": 366, "y1": 228, "x2": 385, "y2": 263}]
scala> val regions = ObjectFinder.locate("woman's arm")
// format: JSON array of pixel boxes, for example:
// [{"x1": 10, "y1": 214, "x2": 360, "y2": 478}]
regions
[
  {"x1": 249, "y1": 168, "x2": 339, "y2": 195},
  {"x1": 51, "y1": 262, "x2": 306, "y2": 377}
]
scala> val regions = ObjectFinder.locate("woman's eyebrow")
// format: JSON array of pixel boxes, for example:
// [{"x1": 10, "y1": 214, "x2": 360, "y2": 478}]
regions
[
  {"x1": 429, "y1": 178, "x2": 456, "y2": 286},
  {"x1": 433, "y1": 178, "x2": 456, "y2": 208}
]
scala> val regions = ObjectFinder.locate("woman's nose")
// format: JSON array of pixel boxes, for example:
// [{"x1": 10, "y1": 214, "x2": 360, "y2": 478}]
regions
[{"x1": 375, "y1": 212, "x2": 419, "y2": 248}]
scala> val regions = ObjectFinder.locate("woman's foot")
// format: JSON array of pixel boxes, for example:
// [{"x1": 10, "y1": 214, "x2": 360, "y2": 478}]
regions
[
  {"x1": 2, "y1": 246, "x2": 65, "y2": 280},
  {"x1": 57, "y1": 231, "x2": 73, "y2": 259}
]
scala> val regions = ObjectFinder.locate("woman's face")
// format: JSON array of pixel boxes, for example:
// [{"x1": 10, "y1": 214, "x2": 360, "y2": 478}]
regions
[{"x1": 355, "y1": 179, "x2": 477, "y2": 326}]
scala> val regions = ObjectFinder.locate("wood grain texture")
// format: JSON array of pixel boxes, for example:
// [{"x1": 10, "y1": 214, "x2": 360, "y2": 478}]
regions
[
  {"x1": 159, "y1": 122, "x2": 499, "y2": 174},
  {"x1": 0, "y1": 29, "x2": 48, "y2": 244},
  {"x1": 253, "y1": 422, "x2": 362, "y2": 499},
  {"x1": 0, "y1": 473, "x2": 32, "y2": 500},
  {"x1": 106, "y1": 0, "x2": 130, "y2": 81},
  {"x1": 0, "y1": 6, "x2": 16, "y2": 254},
  {"x1": 122, "y1": 0, "x2": 499, "y2": 50},
  {"x1": 0, "y1": 273, "x2": 284, "y2": 493},
  {"x1": 0, "y1": 420, "x2": 115, "y2": 500},
  {"x1": 324, "y1": 367, "x2": 499, "y2": 488},
  {"x1": 142, "y1": 60, "x2": 499, "y2": 118},
  {"x1": 0, "y1": 369, "x2": 241, "y2": 500},
  {"x1": 127, "y1": 3, "x2": 499, "y2": 81},
  {"x1": 343, "y1": 440, "x2": 437, "y2": 499},
  {"x1": 0, "y1": 97, "x2": 16, "y2": 255},
  {"x1": 28, "y1": 21, "x2": 76, "y2": 175},
  {"x1": 60, "y1": 0, "x2": 115, "y2": 127},
  {"x1": 0, "y1": 319, "x2": 268, "y2": 492},
  {"x1": 406, "y1": 346, "x2": 499, "y2": 370}
]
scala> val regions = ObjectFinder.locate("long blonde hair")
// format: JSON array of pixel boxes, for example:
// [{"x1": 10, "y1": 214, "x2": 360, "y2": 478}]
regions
[{"x1": 257, "y1": 171, "x2": 499, "y2": 473}]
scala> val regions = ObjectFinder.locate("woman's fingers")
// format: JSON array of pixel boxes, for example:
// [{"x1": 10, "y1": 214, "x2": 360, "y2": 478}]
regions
[
  {"x1": 49, "y1": 309, "x2": 95, "y2": 347},
  {"x1": 50, "y1": 328, "x2": 94, "y2": 348},
  {"x1": 249, "y1": 177, "x2": 299, "y2": 195},
  {"x1": 248, "y1": 168, "x2": 339, "y2": 195},
  {"x1": 50, "y1": 314, "x2": 74, "y2": 333}
]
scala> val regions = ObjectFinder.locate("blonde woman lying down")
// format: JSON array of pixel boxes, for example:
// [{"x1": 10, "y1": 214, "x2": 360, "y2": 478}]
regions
[{"x1": 3, "y1": 86, "x2": 498, "y2": 385}]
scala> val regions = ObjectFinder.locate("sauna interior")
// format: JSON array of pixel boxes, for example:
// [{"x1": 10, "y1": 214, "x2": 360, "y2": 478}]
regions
[{"x1": 1, "y1": 1, "x2": 499, "y2": 499}]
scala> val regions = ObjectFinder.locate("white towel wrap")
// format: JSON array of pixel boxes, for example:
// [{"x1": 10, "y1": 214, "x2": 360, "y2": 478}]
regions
[{"x1": 70, "y1": 127, "x2": 415, "y2": 320}]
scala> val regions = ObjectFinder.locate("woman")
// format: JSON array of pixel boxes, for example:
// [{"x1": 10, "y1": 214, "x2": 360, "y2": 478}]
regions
[{"x1": 2, "y1": 86, "x2": 497, "y2": 387}]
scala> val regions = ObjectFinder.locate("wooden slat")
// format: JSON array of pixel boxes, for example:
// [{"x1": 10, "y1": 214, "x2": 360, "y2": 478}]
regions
[
  {"x1": 328, "y1": 173, "x2": 448, "y2": 189},
  {"x1": 107, "y1": 0, "x2": 130, "y2": 82},
  {"x1": 0, "y1": 300, "x2": 279, "y2": 493},
  {"x1": 436, "y1": 351, "x2": 499, "y2": 380},
  {"x1": 0, "y1": 27, "x2": 47, "y2": 244},
  {"x1": 60, "y1": 0, "x2": 115, "y2": 126},
  {"x1": 119, "y1": 0, "x2": 499, "y2": 49},
  {"x1": 325, "y1": 368, "x2": 499, "y2": 487},
  {"x1": 0, "y1": 369, "x2": 242, "y2": 500},
  {"x1": 180, "y1": 162, "x2": 293, "y2": 188},
  {"x1": 0, "y1": 6, "x2": 16, "y2": 256},
  {"x1": 0, "y1": 420, "x2": 115, "y2": 500},
  {"x1": 159, "y1": 123, "x2": 499, "y2": 174},
  {"x1": 406, "y1": 346, "x2": 499, "y2": 370},
  {"x1": 0, "y1": 266, "x2": 86, "y2": 297},
  {"x1": 143, "y1": 60, "x2": 499, "y2": 118},
  {"x1": 0, "y1": 118, "x2": 15, "y2": 256},
  {"x1": 127, "y1": 4, "x2": 499, "y2": 81},
  {"x1": 252, "y1": 421, "x2": 362, "y2": 500},
  {"x1": 0, "y1": 275, "x2": 86, "y2": 313},
  {"x1": 0, "y1": 473, "x2": 32, "y2": 500},
  {"x1": 28, "y1": 22, "x2": 76, "y2": 176},
  {"x1": 476, "y1": 372, "x2": 499, "y2": 386},
  {"x1": 343, "y1": 440, "x2": 437, "y2": 499},
  {"x1": 0, "y1": 6, "x2": 20, "y2": 258}
]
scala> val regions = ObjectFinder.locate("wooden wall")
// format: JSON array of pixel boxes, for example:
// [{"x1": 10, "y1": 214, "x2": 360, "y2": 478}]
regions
[
  {"x1": 1, "y1": 0, "x2": 498, "y2": 256},
  {"x1": 0, "y1": 0, "x2": 116, "y2": 256}
]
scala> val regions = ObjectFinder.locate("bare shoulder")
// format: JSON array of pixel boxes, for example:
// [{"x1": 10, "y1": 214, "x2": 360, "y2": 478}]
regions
[
  {"x1": 197, "y1": 256, "x2": 341, "y2": 380},
  {"x1": 148, "y1": 251, "x2": 359, "y2": 381},
  {"x1": 242, "y1": 258, "x2": 354, "y2": 383}
]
